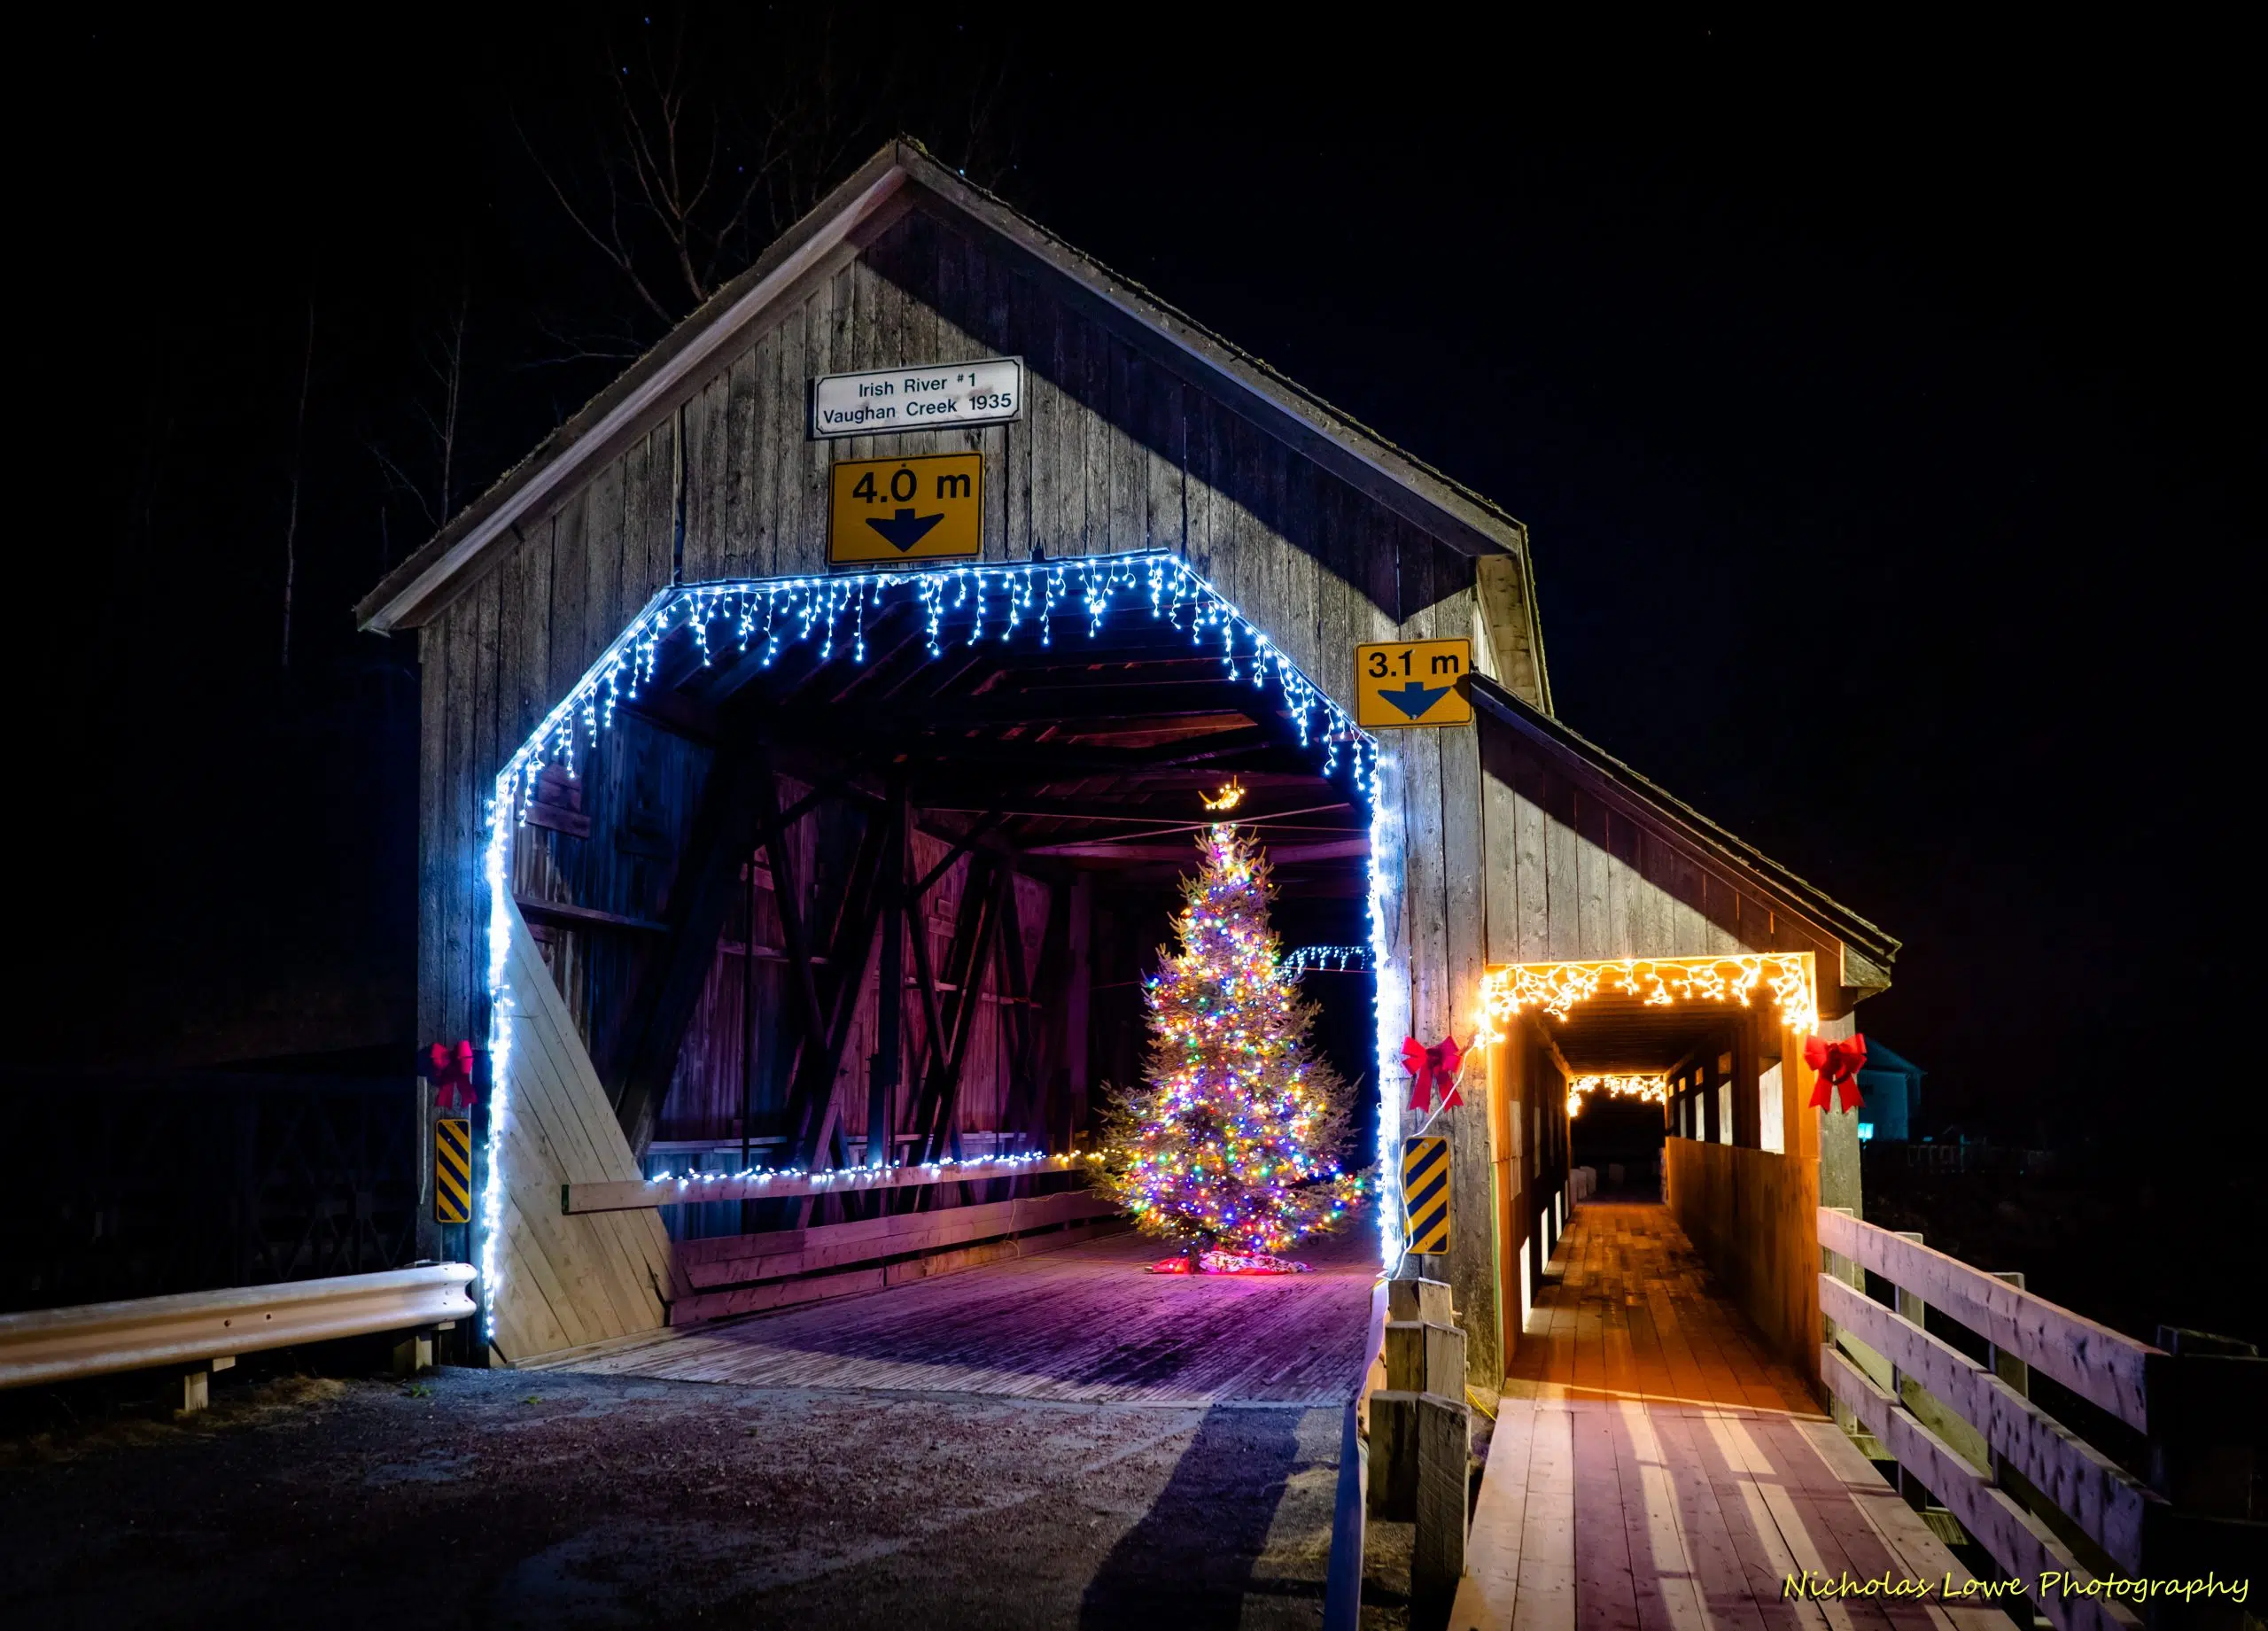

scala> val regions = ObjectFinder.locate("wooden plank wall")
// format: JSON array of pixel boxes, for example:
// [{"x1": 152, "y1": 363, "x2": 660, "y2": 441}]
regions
[
  {"x1": 493, "y1": 901, "x2": 676, "y2": 1363},
  {"x1": 1662, "y1": 1018, "x2": 1823, "y2": 1385},
  {"x1": 411, "y1": 199, "x2": 1528, "y2": 1382},
  {"x1": 1476, "y1": 712, "x2": 1778, "y2": 965}
]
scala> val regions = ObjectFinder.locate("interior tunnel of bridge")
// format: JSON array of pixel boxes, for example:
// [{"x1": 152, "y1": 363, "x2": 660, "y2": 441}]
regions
[
  {"x1": 1556, "y1": 993, "x2": 1751, "y2": 1200},
  {"x1": 508, "y1": 578, "x2": 1383, "y2": 1249},
  {"x1": 1532, "y1": 990, "x2": 1796, "y2": 1168}
]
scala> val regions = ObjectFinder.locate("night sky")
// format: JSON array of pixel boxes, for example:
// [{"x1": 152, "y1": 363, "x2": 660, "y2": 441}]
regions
[{"x1": 25, "y1": 12, "x2": 2257, "y2": 1157}]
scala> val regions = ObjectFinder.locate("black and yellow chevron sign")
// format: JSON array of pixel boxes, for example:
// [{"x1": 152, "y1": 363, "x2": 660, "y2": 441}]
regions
[
  {"x1": 435, "y1": 1115, "x2": 472, "y2": 1225},
  {"x1": 1402, "y1": 1135, "x2": 1451, "y2": 1254}
]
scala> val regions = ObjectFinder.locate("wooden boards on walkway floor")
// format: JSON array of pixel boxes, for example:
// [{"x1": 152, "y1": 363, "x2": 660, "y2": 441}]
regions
[
  {"x1": 1454, "y1": 1203, "x2": 2006, "y2": 1631},
  {"x1": 540, "y1": 1225, "x2": 1383, "y2": 1406}
]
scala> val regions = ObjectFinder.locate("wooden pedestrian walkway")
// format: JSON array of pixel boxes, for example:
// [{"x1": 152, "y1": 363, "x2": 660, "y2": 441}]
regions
[{"x1": 1453, "y1": 1203, "x2": 2004, "y2": 1631}]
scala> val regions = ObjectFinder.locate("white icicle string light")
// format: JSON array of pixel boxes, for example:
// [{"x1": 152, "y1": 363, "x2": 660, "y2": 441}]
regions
[
  {"x1": 493, "y1": 552, "x2": 1375, "y2": 835},
  {"x1": 648, "y1": 1149, "x2": 1076, "y2": 1192},
  {"x1": 1366, "y1": 749, "x2": 1402, "y2": 1269},
  {"x1": 1282, "y1": 944, "x2": 1374, "y2": 974},
  {"x1": 478, "y1": 548, "x2": 1390, "y2": 1332}
]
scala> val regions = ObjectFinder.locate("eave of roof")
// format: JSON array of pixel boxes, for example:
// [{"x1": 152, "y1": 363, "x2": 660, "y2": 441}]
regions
[
  {"x1": 357, "y1": 139, "x2": 1533, "y2": 636},
  {"x1": 1468, "y1": 672, "x2": 1900, "y2": 967}
]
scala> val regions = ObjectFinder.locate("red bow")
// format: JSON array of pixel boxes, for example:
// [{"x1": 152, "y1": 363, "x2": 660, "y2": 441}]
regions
[
  {"x1": 1805, "y1": 1034, "x2": 1868, "y2": 1114},
  {"x1": 429, "y1": 1040, "x2": 478, "y2": 1110},
  {"x1": 1402, "y1": 1035, "x2": 1465, "y2": 1114}
]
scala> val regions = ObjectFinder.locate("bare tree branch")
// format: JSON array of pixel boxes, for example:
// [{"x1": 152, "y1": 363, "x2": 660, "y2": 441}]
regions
[
  {"x1": 520, "y1": 12, "x2": 1027, "y2": 336},
  {"x1": 281, "y1": 286, "x2": 316, "y2": 669},
  {"x1": 514, "y1": 113, "x2": 679, "y2": 326}
]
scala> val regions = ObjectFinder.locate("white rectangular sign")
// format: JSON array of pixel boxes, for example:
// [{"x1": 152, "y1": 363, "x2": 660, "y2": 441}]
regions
[{"x1": 810, "y1": 356, "x2": 1022, "y2": 438}]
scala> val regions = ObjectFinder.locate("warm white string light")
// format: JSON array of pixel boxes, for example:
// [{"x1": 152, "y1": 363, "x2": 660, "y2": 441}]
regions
[
  {"x1": 1565, "y1": 1074, "x2": 1668, "y2": 1118},
  {"x1": 478, "y1": 548, "x2": 1392, "y2": 1335},
  {"x1": 1474, "y1": 953, "x2": 1819, "y2": 1048}
]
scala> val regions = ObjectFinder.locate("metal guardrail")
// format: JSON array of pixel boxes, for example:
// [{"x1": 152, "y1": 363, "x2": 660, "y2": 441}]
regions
[{"x1": 0, "y1": 1263, "x2": 478, "y2": 1391}]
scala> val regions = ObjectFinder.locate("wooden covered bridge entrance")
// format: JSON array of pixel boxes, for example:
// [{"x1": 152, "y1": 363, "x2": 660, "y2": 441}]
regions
[
  {"x1": 357, "y1": 138, "x2": 1565, "y2": 1375},
  {"x1": 344, "y1": 141, "x2": 2218, "y2": 1627}
]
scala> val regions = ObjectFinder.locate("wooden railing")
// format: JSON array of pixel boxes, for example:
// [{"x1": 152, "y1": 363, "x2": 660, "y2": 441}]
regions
[
  {"x1": 1818, "y1": 1208, "x2": 2263, "y2": 1631},
  {"x1": 562, "y1": 1153, "x2": 1089, "y2": 1214}
]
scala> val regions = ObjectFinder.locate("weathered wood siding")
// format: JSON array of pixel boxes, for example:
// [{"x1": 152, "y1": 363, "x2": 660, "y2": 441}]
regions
[
  {"x1": 413, "y1": 198, "x2": 1534, "y2": 1379},
  {"x1": 1477, "y1": 711, "x2": 1771, "y2": 966},
  {"x1": 493, "y1": 903, "x2": 675, "y2": 1363}
]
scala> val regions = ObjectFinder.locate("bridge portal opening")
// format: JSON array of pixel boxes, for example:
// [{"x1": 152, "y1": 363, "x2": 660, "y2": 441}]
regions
[
  {"x1": 1482, "y1": 954, "x2": 1820, "y2": 1325},
  {"x1": 484, "y1": 557, "x2": 1381, "y2": 1352}
]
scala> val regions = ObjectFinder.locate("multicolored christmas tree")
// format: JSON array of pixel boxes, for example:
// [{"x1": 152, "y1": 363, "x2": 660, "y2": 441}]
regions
[{"x1": 1096, "y1": 824, "x2": 1365, "y2": 1272}]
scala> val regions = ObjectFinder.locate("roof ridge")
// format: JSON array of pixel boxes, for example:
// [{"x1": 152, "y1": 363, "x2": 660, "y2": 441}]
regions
[
  {"x1": 886, "y1": 139, "x2": 1529, "y2": 539},
  {"x1": 1468, "y1": 672, "x2": 1899, "y2": 964},
  {"x1": 356, "y1": 138, "x2": 1534, "y2": 633}
]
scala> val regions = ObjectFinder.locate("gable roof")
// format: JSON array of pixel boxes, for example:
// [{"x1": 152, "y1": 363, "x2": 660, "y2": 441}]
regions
[
  {"x1": 357, "y1": 138, "x2": 1537, "y2": 634},
  {"x1": 1857, "y1": 1041, "x2": 1924, "y2": 1079},
  {"x1": 1468, "y1": 672, "x2": 1900, "y2": 982}
]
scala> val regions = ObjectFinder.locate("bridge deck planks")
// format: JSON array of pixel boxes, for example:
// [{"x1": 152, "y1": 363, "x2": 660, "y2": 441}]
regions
[
  {"x1": 1456, "y1": 1203, "x2": 2007, "y2": 1631},
  {"x1": 540, "y1": 1225, "x2": 1380, "y2": 1404}
]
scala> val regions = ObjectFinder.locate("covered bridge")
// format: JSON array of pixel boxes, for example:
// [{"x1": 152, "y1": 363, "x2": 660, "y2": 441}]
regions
[{"x1": 359, "y1": 140, "x2": 1894, "y2": 1395}]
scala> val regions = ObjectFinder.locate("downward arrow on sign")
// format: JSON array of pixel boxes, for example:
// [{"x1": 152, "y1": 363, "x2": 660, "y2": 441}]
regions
[
  {"x1": 865, "y1": 508, "x2": 945, "y2": 552},
  {"x1": 1378, "y1": 680, "x2": 1451, "y2": 719}
]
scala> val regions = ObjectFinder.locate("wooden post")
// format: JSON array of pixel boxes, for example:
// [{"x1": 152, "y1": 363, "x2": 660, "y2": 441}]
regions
[
  {"x1": 1386, "y1": 1319, "x2": 1468, "y2": 1404},
  {"x1": 1786, "y1": 1010, "x2": 1824, "y2": 1394},
  {"x1": 1487, "y1": 1032, "x2": 1520, "y2": 1369},
  {"x1": 1891, "y1": 1231, "x2": 1926, "y2": 1394},
  {"x1": 1412, "y1": 1392, "x2": 1470, "y2": 1627},
  {"x1": 1367, "y1": 1390, "x2": 1418, "y2": 1519},
  {"x1": 415, "y1": 1073, "x2": 441, "y2": 1264},
  {"x1": 866, "y1": 773, "x2": 907, "y2": 1169},
  {"x1": 178, "y1": 1355, "x2": 231, "y2": 1415},
  {"x1": 1065, "y1": 873, "x2": 1091, "y2": 1146},
  {"x1": 740, "y1": 857, "x2": 757, "y2": 1231},
  {"x1": 2144, "y1": 1326, "x2": 2264, "y2": 1630},
  {"x1": 1388, "y1": 1276, "x2": 1455, "y2": 1326},
  {"x1": 466, "y1": 1045, "x2": 493, "y2": 1363},
  {"x1": 1985, "y1": 1270, "x2": 2029, "y2": 1490},
  {"x1": 391, "y1": 1330, "x2": 434, "y2": 1377},
  {"x1": 1377, "y1": 1269, "x2": 1473, "y2": 1618}
]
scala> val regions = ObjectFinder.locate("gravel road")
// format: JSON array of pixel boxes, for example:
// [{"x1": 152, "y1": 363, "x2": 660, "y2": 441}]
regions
[{"x1": 1, "y1": 1363, "x2": 1384, "y2": 1629}]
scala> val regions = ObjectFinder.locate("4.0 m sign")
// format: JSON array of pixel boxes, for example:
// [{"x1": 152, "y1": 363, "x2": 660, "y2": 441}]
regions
[{"x1": 827, "y1": 453, "x2": 983, "y2": 563}]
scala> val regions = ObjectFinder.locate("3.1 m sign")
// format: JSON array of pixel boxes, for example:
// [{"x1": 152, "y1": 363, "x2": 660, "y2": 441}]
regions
[
  {"x1": 1354, "y1": 638, "x2": 1474, "y2": 728},
  {"x1": 811, "y1": 357, "x2": 1022, "y2": 438}
]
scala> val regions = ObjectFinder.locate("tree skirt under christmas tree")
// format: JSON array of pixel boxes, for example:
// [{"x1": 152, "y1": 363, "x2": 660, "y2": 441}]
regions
[{"x1": 1147, "y1": 1249, "x2": 1315, "y2": 1275}]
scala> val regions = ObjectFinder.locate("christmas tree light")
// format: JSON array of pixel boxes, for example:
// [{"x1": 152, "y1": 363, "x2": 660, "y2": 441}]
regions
[{"x1": 1094, "y1": 824, "x2": 1367, "y2": 1273}]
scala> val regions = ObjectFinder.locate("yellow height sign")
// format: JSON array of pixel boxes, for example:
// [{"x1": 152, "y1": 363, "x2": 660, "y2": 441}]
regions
[
  {"x1": 1402, "y1": 1135, "x2": 1451, "y2": 1254},
  {"x1": 1354, "y1": 638, "x2": 1474, "y2": 728},
  {"x1": 434, "y1": 1116, "x2": 472, "y2": 1225},
  {"x1": 828, "y1": 452, "x2": 983, "y2": 563}
]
